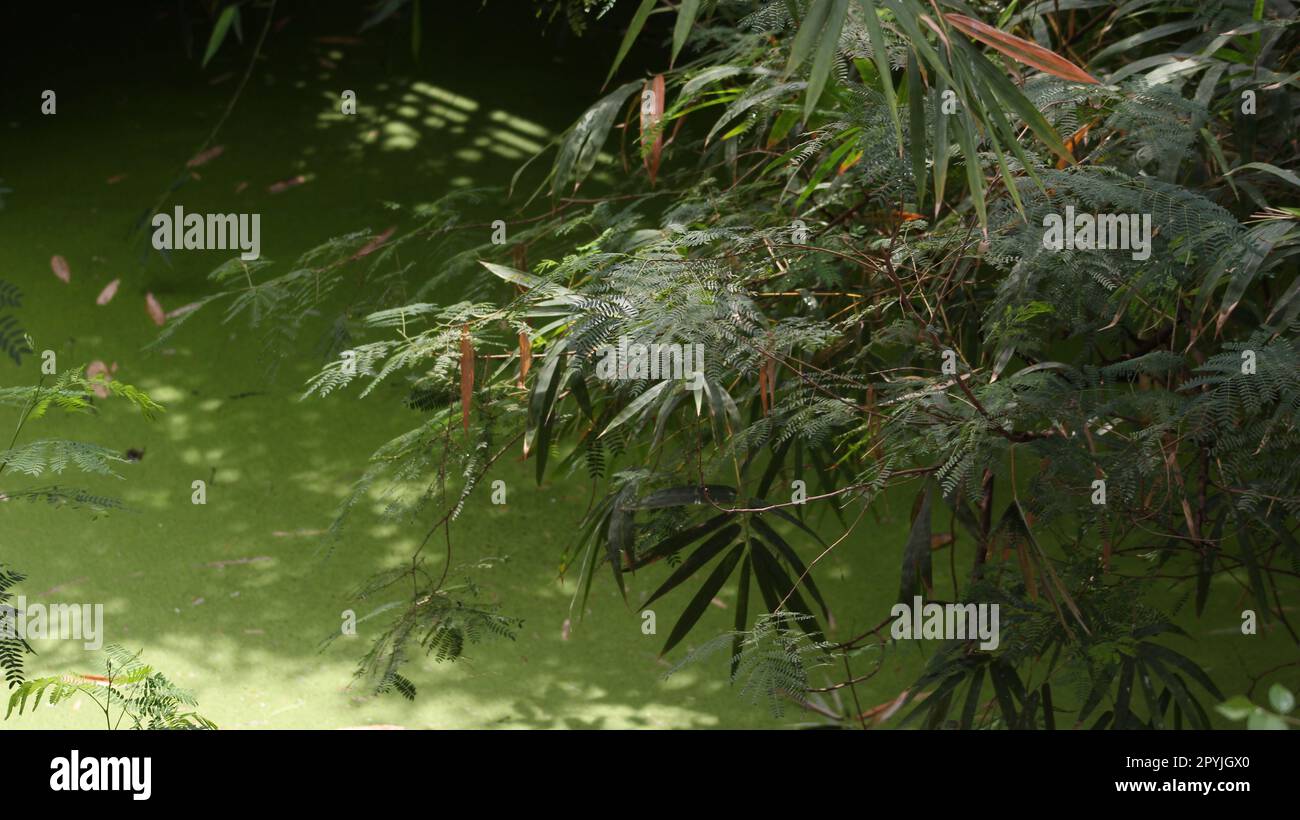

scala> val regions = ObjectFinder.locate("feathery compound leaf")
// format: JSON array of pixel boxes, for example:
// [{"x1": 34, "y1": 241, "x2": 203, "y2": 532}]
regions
[{"x1": 0, "y1": 439, "x2": 129, "y2": 478}]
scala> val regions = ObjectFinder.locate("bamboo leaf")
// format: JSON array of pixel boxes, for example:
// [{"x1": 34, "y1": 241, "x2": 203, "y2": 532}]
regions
[
  {"x1": 1136, "y1": 643, "x2": 1224, "y2": 700},
  {"x1": 960, "y1": 665, "x2": 986, "y2": 729},
  {"x1": 606, "y1": 0, "x2": 658, "y2": 85},
  {"x1": 897, "y1": 483, "x2": 934, "y2": 602},
  {"x1": 730, "y1": 552, "x2": 752, "y2": 679},
  {"x1": 600, "y1": 379, "x2": 673, "y2": 438},
  {"x1": 629, "y1": 511, "x2": 735, "y2": 570},
  {"x1": 786, "y1": 0, "x2": 831, "y2": 73},
  {"x1": 1235, "y1": 522, "x2": 1272, "y2": 623},
  {"x1": 856, "y1": 0, "x2": 902, "y2": 150},
  {"x1": 804, "y1": 0, "x2": 850, "y2": 121},
  {"x1": 671, "y1": 0, "x2": 701, "y2": 66},
  {"x1": 525, "y1": 338, "x2": 567, "y2": 468},
  {"x1": 932, "y1": 70, "x2": 950, "y2": 215},
  {"x1": 945, "y1": 13, "x2": 1099, "y2": 85},
  {"x1": 956, "y1": 37, "x2": 1070, "y2": 161},
  {"x1": 1227, "y1": 161, "x2": 1300, "y2": 189},
  {"x1": 660, "y1": 543, "x2": 745, "y2": 656},
  {"x1": 202, "y1": 5, "x2": 240, "y2": 68},
  {"x1": 643, "y1": 524, "x2": 741, "y2": 608},
  {"x1": 750, "y1": 515, "x2": 830, "y2": 620},
  {"x1": 906, "y1": 53, "x2": 927, "y2": 209},
  {"x1": 554, "y1": 82, "x2": 641, "y2": 195}
]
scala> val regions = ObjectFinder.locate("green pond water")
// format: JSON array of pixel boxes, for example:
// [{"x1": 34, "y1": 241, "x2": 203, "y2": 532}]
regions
[{"x1": 0, "y1": 5, "x2": 1285, "y2": 729}]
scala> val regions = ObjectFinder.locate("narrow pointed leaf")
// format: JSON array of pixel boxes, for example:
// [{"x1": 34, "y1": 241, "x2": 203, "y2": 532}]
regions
[
  {"x1": 643, "y1": 524, "x2": 741, "y2": 609},
  {"x1": 671, "y1": 0, "x2": 701, "y2": 66},
  {"x1": 606, "y1": 0, "x2": 658, "y2": 85},
  {"x1": 945, "y1": 13, "x2": 1099, "y2": 85},
  {"x1": 660, "y1": 543, "x2": 744, "y2": 656}
]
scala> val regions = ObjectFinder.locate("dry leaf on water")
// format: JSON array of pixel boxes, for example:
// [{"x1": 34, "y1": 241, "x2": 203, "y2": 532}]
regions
[
  {"x1": 268, "y1": 175, "x2": 307, "y2": 193},
  {"x1": 85, "y1": 360, "x2": 117, "y2": 399},
  {"x1": 51, "y1": 255, "x2": 70, "y2": 283},
  {"x1": 165, "y1": 301, "x2": 202, "y2": 320},
  {"x1": 95, "y1": 278, "x2": 120, "y2": 305},
  {"x1": 145, "y1": 292, "x2": 166, "y2": 326},
  {"x1": 186, "y1": 145, "x2": 225, "y2": 168}
]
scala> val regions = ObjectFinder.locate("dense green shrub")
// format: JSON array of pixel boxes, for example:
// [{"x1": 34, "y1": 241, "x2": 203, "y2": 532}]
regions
[{"x1": 184, "y1": 1, "x2": 1298, "y2": 728}]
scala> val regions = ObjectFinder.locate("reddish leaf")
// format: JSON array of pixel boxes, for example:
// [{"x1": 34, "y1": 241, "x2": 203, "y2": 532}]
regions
[
  {"x1": 945, "y1": 14, "x2": 1099, "y2": 85},
  {"x1": 51, "y1": 255, "x2": 71, "y2": 283},
  {"x1": 145, "y1": 292, "x2": 166, "y2": 326},
  {"x1": 517, "y1": 331, "x2": 532, "y2": 389},
  {"x1": 95, "y1": 278, "x2": 120, "y2": 305},
  {"x1": 268, "y1": 175, "x2": 307, "y2": 193},
  {"x1": 759, "y1": 350, "x2": 769, "y2": 410},
  {"x1": 460, "y1": 325, "x2": 474, "y2": 432},
  {"x1": 1058, "y1": 120, "x2": 1094, "y2": 168},
  {"x1": 640, "y1": 74, "x2": 666, "y2": 184},
  {"x1": 351, "y1": 226, "x2": 396, "y2": 260},
  {"x1": 85, "y1": 360, "x2": 116, "y2": 399},
  {"x1": 165, "y1": 301, "x2": 201, "y2": 320},
  {"x1": 186, "y1": 145, "x2": 225, "y2": 168}
]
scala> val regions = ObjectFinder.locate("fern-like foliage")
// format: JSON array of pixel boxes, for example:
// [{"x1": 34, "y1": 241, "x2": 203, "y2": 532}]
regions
[
  {"x1": 0, "y1": 564, "x2": 31, "y2": 689},
  {"x1": 0, "y1": 279, "x2": 31, "y2": 365},
  {"x1": 0, "y1": 439, "x2": 129, "y2": 478},
  {"x1": 666, "y1": 612, "x2": 836, "y2": 717},
  {"x1": 158, "y1": 0, "x2": 1298, "y2": 725},
  {"x1": 322, "y1": 557, "x2": 522, "y2": 699},
  {"x1": 5, "y1": 644, "x2": 216, "y2": 729}
]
